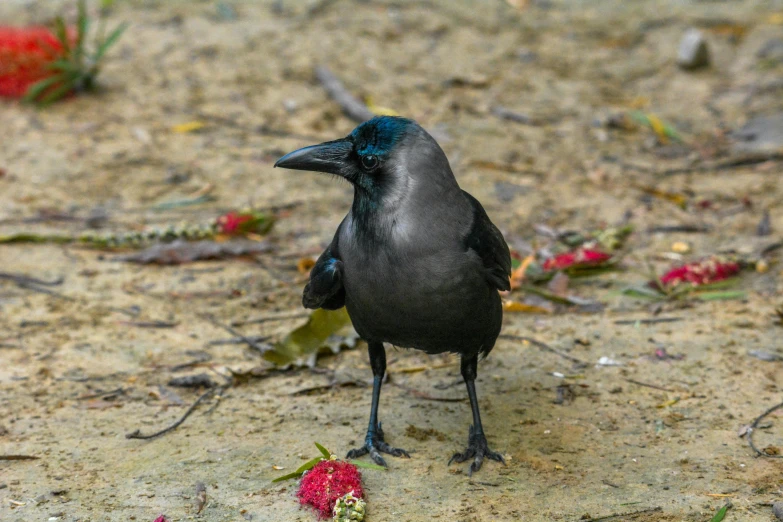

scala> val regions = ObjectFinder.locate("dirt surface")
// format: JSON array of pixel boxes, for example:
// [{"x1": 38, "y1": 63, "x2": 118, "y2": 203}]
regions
[{"x1": 1, "y1": 1, "x2": 783, "y2": 521}]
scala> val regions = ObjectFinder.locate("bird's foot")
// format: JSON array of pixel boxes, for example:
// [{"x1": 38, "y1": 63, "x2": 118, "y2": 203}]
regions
[
  {"x1": 448, "y1": 424, "x2": 505, "y2": 476},
  {"x1": 345, "y1": 422, "x2": 411, "y2": 468}
]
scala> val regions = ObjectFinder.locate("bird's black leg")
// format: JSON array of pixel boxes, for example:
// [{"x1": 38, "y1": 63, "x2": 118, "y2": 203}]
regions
[
  {"x1": 449, "y1": 354, "x2": 505, "y2": 475},
  {"x1": 346, "y1": 341, "x2": 411, "y2": 467}
]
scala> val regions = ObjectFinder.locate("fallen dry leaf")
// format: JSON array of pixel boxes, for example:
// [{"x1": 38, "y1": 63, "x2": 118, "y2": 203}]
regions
[
  {"x1": 195, "y1": 482, "x2": 207, "y2": 514},
  {"x1": 510, "y1": 254, "x2": 535, "y2": 290},
  {"x1": 85, "y1": 399, "x2": 123, "y2": 410},
  {"x1": 297, "y1": 257, "x2": 316, "y2": 274},
  {"x1": 172, "y1": 121, "x2": 206, "y2": 133},
  {"x1": 502, "y1": 300, "x2": 551, "y2": 314}
]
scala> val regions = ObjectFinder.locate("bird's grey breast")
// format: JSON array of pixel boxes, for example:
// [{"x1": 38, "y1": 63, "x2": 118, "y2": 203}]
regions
[{"x1": 338, "y1": 205, "x2": 490, "y2": 351}]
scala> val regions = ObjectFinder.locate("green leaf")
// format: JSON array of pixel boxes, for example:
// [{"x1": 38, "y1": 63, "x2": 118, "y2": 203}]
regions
[
  {"x1": 271, "y1": 456, "x2": 324, "y2": 483},
  {"x1": 294, "y1": 456, "x2": 323, "y2": 475},
  {"x1": 695, "y1": 291, "x2": 746, "y2": 302},
  {"x1": 38, "y1": 81, "x2": 75, "y2": 106},
  {"x1": 47, "y1": 59, "x2": 81, "y2": 73},
  {"x1": 350, "y1": 460, "x2": 387, "y2": 471},
  {"x1": 565, "y1": 263, "x2": 620, "y2": 278},
  {"x1": 94, "y1": 22, "x2": 128, "y2": 62},
  {"x1": 264, "y1": 308, "x2": 357, "y2": 368},
  {"x1": 271, "y1": 471, "x2": 302, "y2": 483},
  {"x1": 76, "y1": 0, "x2": 90, "y2": 58},
  {"x1": 621, "y1": 285, "x2": 664, "y2": 299},
  {"x1": 314, "y1": 443, "x2": 332, "y2": 459},
  {"x1": 0, "y1": 233, "x2": 73, "y2": 244},
  {"x1": 692, "y1": 279, "x2": 739, "y2": 291},
  {"x1": 54, "y1": 17, "x2": 71, "y2": 55},
  {"x1": 710, "y1": 505, "x2": 729, "y2": 522},
  {"x1": 629, "y1": 110, "x2": 683, "y2": 142},
  {"x1": 23, "y1": 76, "x2": 63, "y2": 103}
]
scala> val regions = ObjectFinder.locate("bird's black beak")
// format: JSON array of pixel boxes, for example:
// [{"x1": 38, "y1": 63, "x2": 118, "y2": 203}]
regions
[{"x1": 274, "y1": 139, "x2": 353, "y2": 176}]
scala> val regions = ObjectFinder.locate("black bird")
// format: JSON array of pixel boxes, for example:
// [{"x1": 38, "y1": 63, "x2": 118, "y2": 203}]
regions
[{"x1": 275, "y1": 116, "x2": 511, "y2": 474}]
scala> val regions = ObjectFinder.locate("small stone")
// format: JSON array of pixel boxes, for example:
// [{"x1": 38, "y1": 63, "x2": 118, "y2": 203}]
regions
[
  {"x1": 757, "y1": 39, "x2": 783, "y2": 63},
  {"x1": 677, "y1": 28, "x2": 710, "y2": 70},
  {"x1": 773, "y1": 501, "x2": 783, "y2": 521},
  {"x1": 731, "y1": 112, "x2": 783, "y2": 154}
]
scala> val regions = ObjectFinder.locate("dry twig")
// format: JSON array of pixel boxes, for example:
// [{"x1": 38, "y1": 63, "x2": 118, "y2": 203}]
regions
[
  {"x1": 581, "y1": 506, "x2": 662, "y2": 521},
  {"x1": 624, "y1": 378, "x2": 675, "y2": 392},
  {"x1": 314, "y1": 65, "x2": 374, "y2": 123},
  {"x1": 500, "y1": 334, "x2": 589, "y2": 367},
  {"x1": 204, "y1": 315, "x2": 272, "y2": 354},
  {"x1": 126, "y1": 385, "x2": 228, "y2": 440},
  {"x1": 745, "y1": 401, "x2": 783, "y2": 458}
]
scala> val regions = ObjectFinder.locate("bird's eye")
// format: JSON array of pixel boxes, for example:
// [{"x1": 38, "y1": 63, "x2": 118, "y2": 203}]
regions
[{"x1": 360, "y1": 155, "x2": 379, "y2": 171}]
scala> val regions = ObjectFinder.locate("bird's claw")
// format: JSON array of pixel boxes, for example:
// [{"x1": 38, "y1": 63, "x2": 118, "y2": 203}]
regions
[
  {"x1": 448, "y1": 424, "x2": 504, "y2": 475},
  {"x1": 346, "y1": 422, "x2": 411, "y2": 468}
]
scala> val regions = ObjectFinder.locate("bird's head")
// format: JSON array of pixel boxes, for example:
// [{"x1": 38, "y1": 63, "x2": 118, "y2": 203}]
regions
[{"x1": 274, "y1": 116, "x2": 453, "y2": 204}]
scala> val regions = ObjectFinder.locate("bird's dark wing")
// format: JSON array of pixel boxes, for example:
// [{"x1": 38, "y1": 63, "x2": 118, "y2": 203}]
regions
[
  {"x1": 303, "y1": 226, "x2": 346, "y2": 310},
  {"x1": 462, "y1": 191, "x2": 512, "y2": 292}
]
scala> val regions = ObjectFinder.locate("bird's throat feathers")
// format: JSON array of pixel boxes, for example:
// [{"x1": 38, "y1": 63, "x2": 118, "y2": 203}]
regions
[{"x1": 351, "y1": 183, "x2": 392, "y2": 243}]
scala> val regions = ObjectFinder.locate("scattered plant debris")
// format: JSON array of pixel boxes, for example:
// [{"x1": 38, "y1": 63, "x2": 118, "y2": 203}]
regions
[
  {"x1": 0, "y1": 209, "x2": 274, "y2": 247},
  {"x1": 113, "y1": 239, "x2": 272, "y2": 265}
]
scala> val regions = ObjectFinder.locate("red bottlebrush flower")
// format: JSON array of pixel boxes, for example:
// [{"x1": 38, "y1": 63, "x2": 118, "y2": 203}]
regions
[
  {"x1": 659, "y1": 257, "x2": 740, "y2": 288},
  {"x1": 297, "y1": 460, "x2": 363, "y2": 520},
  {"x1": 543, "y1": 248, "x2": 611, "y2": 271},
  {"x1": 215, "y1": 210, "x2": 273, "y2": 236},
  {"x1": 216, "y1": 211, "x2": 255, "y2": 235},
  {"x1": 0, "y1": 2, "x2": 127, "y2": 105},
  {"x1": 152, "y1": 516, "x2": 168, "y2": 522},
  {"x1": 0, "y1": 27, "x2": 66, "y2": 98}
]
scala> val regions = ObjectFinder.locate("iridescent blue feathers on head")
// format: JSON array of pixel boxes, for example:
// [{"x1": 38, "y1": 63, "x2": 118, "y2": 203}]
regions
[{"x1": 350, "y1": 116, "x2": 415, "y2": 158}]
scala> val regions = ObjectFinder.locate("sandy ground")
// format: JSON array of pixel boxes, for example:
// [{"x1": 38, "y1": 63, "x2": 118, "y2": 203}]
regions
[{"x1": 1, "y1": 0, "x2": 783, "y2": 521}]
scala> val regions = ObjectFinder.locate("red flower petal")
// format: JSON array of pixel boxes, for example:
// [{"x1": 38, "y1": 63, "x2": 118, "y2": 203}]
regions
[
  {"x1": 659, "y1": 258, "x2": 740, "y2": 288},
  {"x1": 297, "y1": 460, "x2": 363, "y2": 519},
  {"x1": 0, "y1": 26, "x2": 69, "y2": 98},
  {"x1": 216, "y1": 211, "x2": 254, "y2": 235},
  {"x1": 543, "y1": 248, "x2": 611, "y2": 271}
]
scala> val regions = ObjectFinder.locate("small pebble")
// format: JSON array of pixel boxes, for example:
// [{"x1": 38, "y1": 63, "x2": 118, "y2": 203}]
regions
[
  {"x1": 749, "y1": 349, "x2": 783, "y2": 361},
  {"x1": 757, "y1": 38, "x2": 783, "y2": 63},
  {"x1": 757, "y1": 210, "x2": 772, "y2": 237},
  {"x1": 773, "y1": 501, "x2": 783, "y2": 521},
  {"x1": 677, "y1": 28, "x2": 710, "y2": 70}
]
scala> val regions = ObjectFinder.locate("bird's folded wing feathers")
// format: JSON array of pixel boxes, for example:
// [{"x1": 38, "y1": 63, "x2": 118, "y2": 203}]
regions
[
  {"x1": 462, "y1": 191, "x2": 512, "y2": 292},
  {"x1": 303, "y1": 233, "x2": 346, "y2": 310}
]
